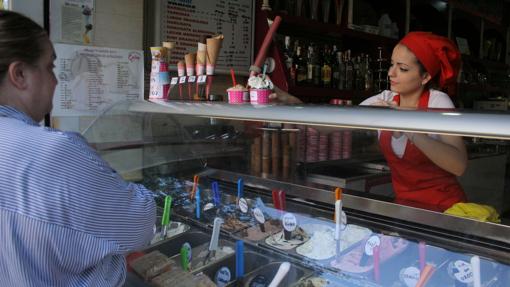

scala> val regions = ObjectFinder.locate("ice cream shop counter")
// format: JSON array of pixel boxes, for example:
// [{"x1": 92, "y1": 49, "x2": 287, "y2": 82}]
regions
[{"x1": 84, "y1": 100, "x2": 510, "y2": 286}]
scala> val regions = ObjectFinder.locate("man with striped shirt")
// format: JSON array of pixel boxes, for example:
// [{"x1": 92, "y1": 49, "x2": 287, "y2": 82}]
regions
[{"x1": 0, "y1": 10, "x2": 156, "y2": 286}]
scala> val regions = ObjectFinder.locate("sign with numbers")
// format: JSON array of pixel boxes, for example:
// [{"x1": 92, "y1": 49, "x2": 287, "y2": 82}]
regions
[{"x1": 161, "y1": 0, "x2": 254, "y2": 75}]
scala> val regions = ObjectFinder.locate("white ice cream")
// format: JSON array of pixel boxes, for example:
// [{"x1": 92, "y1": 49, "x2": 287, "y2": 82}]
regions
[
  {"x1": 248, "y1": 74, "x2": 274, "y2": 90},
  {"x1": 296, "y1": 224, "x2": 372, "y2": 260}
]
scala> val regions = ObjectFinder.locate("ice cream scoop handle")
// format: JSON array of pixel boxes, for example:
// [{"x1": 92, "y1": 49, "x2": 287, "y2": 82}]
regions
[
  {"x1": 471, "y1": 255, "x2": 481, "y2": 287},
  {"x1": 268, "y1": 262, "x2": 291, "y2": 287},
  {"x1": 209, "y1": 217, "x2": 223, "y2": 251}
]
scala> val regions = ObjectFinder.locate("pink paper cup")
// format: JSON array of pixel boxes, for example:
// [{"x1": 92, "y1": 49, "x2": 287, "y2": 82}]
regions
[
  {"x1": 249, "y1": 88, "x2": 271, "y2": 104},
  {"x1": 227, "y1": 90, "x2": 245, "y2": 104}
]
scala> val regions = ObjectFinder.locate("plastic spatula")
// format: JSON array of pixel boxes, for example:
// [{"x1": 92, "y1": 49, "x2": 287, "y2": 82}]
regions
[
  {"x1": 471, "y1": 255, "x2": 481, "y2": 287},
  {"x1": 236, "y1": 240, "x2": 244, "y2": 279},
  {"x1": 268, "y1": 262, "x2": 291, "y2": 287},
  {"x1": 334, "y1": 199, "x2": 342, "y2": 263},
  {"x1": 204, "y1": 217, "x2": 224, "y2": 264},
  {"x1": 161, "y1": 196, "x2": 172, "y2": 239}
]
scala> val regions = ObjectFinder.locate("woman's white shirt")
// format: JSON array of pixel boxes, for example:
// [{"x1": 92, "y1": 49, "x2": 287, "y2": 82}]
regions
[{"x1": 359, "y1": 89, "x2": 455, "y2": 158}]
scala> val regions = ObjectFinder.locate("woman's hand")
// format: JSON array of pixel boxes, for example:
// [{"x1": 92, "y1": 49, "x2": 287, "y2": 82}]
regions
[
  {"x1": 371, "y1": 100, "x2": 398, "y2": 108},
  {"x1": 269, "y1": 86, "x2": 303, "y2": 104}
]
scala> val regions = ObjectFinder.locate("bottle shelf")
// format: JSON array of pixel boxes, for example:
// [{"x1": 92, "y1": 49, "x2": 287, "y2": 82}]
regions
[
  {"x1": 267, "y1": 11, "x2": 398, "y2": 46},
  {"x1": 288, "y1": 85, "x2": 374, "y2": 102}
]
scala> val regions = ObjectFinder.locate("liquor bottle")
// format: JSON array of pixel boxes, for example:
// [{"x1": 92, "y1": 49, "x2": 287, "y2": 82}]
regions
[
  {"x1": 321, "y1": 45, "x2": 332, "y2": 88},
  {"x1": 307, "y1": 45, "x2": 314, "y2": 84},
  {"x1": 337, "y1": 51, "x2": 345, "y2": 90},
  {"x1": 289, "y1": 39, "x2": 299, "y2": 85},
  {"x1": 312, "y1": 44, "x2": 322, "y2": 86},
  {"x1": 283, "y1": 36, "x2": 293, "y2": 70},
  {"x1": 345, "y1": 50, "x2": 354, "y2": 90},
  {"x1": 353, "y1": 55, "x2": 361, "y2": 90},
  {"x1": 364, "y1": 55, "x2": 373, "y2": 92},
  {"x1": 295, "y1": 46, "x2": 307, "y2": 85},
  {"x1": 331, "y1": 46, "x2": 339, "y2": 89}
]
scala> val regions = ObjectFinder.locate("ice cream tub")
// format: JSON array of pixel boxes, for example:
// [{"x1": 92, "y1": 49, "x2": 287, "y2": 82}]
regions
[
  {"x1": 296, "y1": 223, "x2": 372, "y2": 262},
  {"x1": 249, "y1": 88, "x2": 271, "y2": 104},
  {"x1": 227, "y1": 84, "x2": 248, "y2": 104},
  {"x1": 330, "y1": 234, "x2": 410, "y2": 275}
]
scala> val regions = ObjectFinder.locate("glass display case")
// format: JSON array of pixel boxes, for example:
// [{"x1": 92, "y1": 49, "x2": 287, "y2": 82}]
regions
[{"x1": 83, "y1": 100, "x2": 510, "y2": 286}]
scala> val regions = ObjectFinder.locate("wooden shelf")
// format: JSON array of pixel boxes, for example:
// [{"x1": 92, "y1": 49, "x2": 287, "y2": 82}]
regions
[
  {"x1": 267, "y1": 11, "x2": 398, "y2": 46},
  {"x1": 288, "y1": 85, "x2": 373, "y2": 103},
  {"x1": 458, "y1": 83, "x2": 509, "y2": 94},
  {"x1": 449, "y1": 0, "x2": 503, "y2": 26},
  {"x1": 462, "y1": 55, "x2": 509, "y2": 70}
]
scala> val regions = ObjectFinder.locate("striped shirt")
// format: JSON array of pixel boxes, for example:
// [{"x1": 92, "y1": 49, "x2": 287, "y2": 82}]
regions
[{"x1": 0, "y1": 106, "x2": 156, "y2": 286}]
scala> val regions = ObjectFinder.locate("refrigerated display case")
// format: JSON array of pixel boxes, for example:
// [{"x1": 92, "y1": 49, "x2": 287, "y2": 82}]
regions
[{"x1": 83, "y1": 100, "x2": 510, "y2": 286}]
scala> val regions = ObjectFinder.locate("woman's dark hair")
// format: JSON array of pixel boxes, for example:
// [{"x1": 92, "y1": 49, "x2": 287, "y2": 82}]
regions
[
  {"x1": 415, "y1": 57, "x2": 439, "y2": 89},
  {"x1": 0, "y1": 10, "x2": 47, "y2": 81}
]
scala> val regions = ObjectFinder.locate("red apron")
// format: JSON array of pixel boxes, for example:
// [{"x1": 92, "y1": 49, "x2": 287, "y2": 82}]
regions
[{"x1": 379, "y1": 90, "x2": 466, "y2": 211}]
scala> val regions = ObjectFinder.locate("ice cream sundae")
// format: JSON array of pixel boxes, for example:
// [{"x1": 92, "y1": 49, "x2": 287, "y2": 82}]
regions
[
  {"x1": 226, "y1": 84, "x2": 248, "y2": 104},
  {"x1": 248, "y1": 74, "x2": 273, "y2": 104}
]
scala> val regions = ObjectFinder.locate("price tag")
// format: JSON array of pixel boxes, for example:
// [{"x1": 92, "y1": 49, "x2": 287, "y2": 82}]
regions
[
  {"x1": 179, "y1": 76, "x2": 187, "y2": 84},
  {"x1": 188, "y1": 75, "x2": 196, "y2": 83},
  {"x1": 448, "y1": 260, "x2": 473, "y2": 284},
  {"x1": 253, "y1": 207, "x2": 265, "y2": 224},
  {"x1": 182, "y1": 242, "x2": 192, "y2": 262},
  {"x1": 399, "y1": 266, "x2": 420, "y2": 287},
  {"x1": 170, "y1": 77, "x2": 179, "y2": 85},
  {"x1": 238, "y1": 197, "x2": 248, "y2": 213},
  {"x1": 197, "y1": 75, "x2": 207, "y2": 83},
  {"x1": 282, "y1": 213, "x2": 297, "y2": 232},
  {"x1": 215, "y1": 266, "x2": 231, "y2": 287},
  {"x1": 364, "y1": 235, "x2": 381, "y2": 256}
]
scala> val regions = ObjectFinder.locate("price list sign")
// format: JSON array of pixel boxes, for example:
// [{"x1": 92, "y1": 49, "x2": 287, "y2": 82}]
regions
[{"x1": 163, "y1": 0, "x2": 253, "y2": 74}]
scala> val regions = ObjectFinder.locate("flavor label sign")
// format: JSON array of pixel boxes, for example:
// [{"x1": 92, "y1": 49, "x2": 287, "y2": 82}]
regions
[
  {"x1": 448, "y1": 260, "x2": 474, "y2": 284},
  {"x1": 253, "y1": 207, "x2": 265, "y2": 224},
  {"x1": 399, "y1": 266, "x2": 420, "y2": 287},
  {"x1": 215, "y1": 266, "x2": 231, "y2": 287},
  {"x1": 238, "y1": 197, "x2": 249, "y2": 213},
  {"x1": 282, "y1": 213, "x2": 297, "y2": 232},
  {"x1": 364, "y1": 235, "x2": 381, "y2": 256}
]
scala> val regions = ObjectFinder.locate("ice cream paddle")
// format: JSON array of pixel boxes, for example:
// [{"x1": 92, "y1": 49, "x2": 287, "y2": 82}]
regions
[
  {"x1": 471, "y1": 255, "x2": 481, "y2": 287},
  {"x1": 334, "y1": 199, "x2": 342, "y2": 263},
  {"x1": 161, "y1": 196, "x2": 172, "y2": 239},
  {"x1": 195, "y1": 187, "x2": 201, "y2": 219},
  {"x1": 268, "y1": 262, "x2": 291, "y2": 287},
  {"x1": 235, "y1": 240, "x2": 244, "y2": 279},
  {"x1": 204, "y1": 217, "x2": 224, "y2": 265}
]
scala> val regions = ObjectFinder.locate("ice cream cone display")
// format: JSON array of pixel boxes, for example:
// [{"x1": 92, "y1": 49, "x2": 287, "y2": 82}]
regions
[
  {"x1": 206, "y1": 34, "x2": 224, "y2": 75},
  {"x1": 196, "y1": 41, "x2": 207, "y2": 76},
  {"x1": 162, "y1": 41, "x2": 175, "y2": 64},
  {"x1": 150, "y1": 47, "x2": 167, "y2": 62},
  {"x1": 177, "y1": 61, "x2": 185, "y2": 77},
  {"x1": 184, "y1": 53, "x2": 196, "y2": 76}
]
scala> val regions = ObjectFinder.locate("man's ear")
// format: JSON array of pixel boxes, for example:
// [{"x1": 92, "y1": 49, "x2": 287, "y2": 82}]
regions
[{"x1": 7, "y1": 61, "x2": 29, "y2": 90}]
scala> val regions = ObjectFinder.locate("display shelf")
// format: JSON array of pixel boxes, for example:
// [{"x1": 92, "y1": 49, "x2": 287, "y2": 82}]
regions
[{"x1": 130, "y1": 100, "x2": 510, "y2": 140}]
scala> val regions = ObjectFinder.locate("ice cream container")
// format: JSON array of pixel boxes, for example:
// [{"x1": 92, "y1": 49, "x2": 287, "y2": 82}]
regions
[
  {"x1": 330, "y1": 234, "x2": 409, "y2": 275},
  {"x1": 243, "y1": 261, "x2": 312, "y2": 287},
  {"x1": 227, "y1": 90, "x2": 245, "y2": 104},
  {"x1": 250, "y1": 88, "x2": 271, "y2": 104}
]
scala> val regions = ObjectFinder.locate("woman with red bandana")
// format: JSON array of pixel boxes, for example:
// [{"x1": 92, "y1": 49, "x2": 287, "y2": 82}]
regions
[{"x1": 360, "y1": 32, "x2": 467, "y2": 211}]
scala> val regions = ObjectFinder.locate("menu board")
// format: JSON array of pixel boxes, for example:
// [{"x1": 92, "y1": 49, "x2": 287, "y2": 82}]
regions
[
  {"x1": 52, "y1": 43, "x2": 144, "y2": 116},
  {"x1": 162, "y1": 0, "x2": 254, "y2": 75}
]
